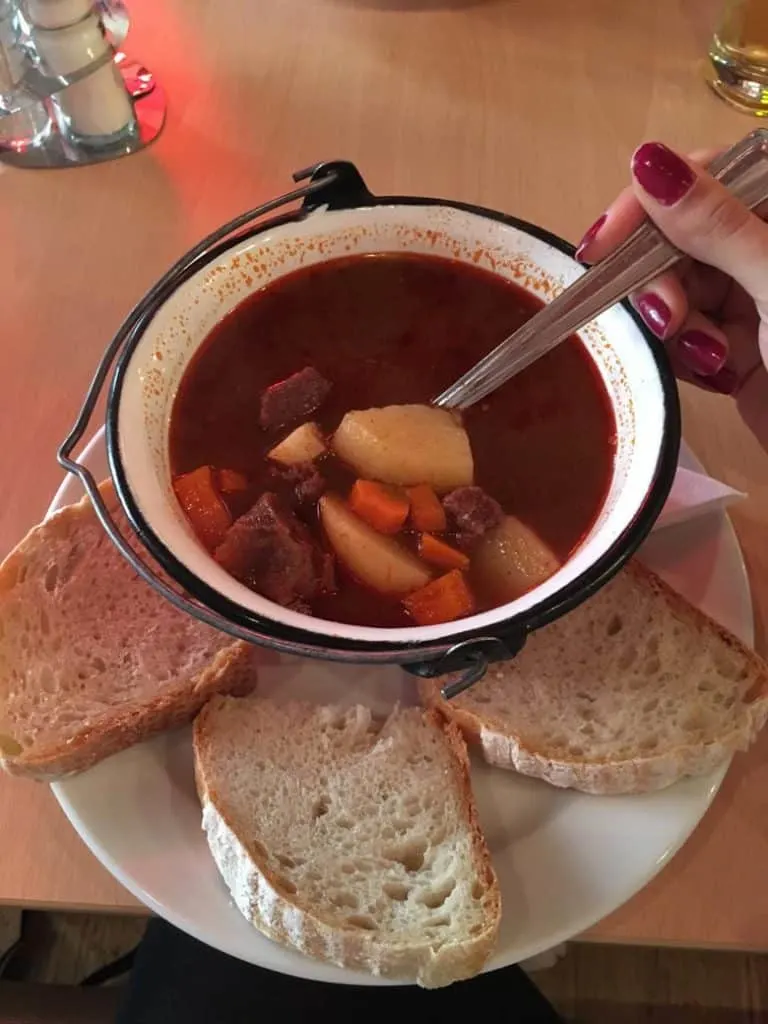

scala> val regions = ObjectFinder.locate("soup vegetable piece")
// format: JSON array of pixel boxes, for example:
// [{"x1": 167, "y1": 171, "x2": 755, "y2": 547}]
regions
[
  {"x1": 172, "y1": 465, "x2": 232, "y2": 549},
  {"x1": 170, "y1": 253, "x2": 616, "y2": 628},
  {"x1": 408, "y1": 484, "x2": 447, "y2": 533},
  {"x1": 319, "y1": 494, "x2": 431, "y2": 596},
  {"x1": 333, "y1": 405, "x2": 474, "y2": 493},
  {"x1": 348, "y1": 481, "x2": 410, "y2": 535},
  {"x1": 472, "y1": 516, "x2": 561, "y2": 603},
  {"x1": 267, "y1": 422, "x2": 327, "y2": 466}
]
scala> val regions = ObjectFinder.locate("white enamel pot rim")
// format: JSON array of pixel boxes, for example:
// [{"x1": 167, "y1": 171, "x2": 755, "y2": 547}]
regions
[{"x1": 80, "y1": 161, "x2": 680, "y2": 685}]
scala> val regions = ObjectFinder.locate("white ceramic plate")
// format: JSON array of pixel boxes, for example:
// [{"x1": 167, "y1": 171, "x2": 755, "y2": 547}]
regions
[{"x1": 50, "y1": 430, "x2": 753, "y2": 984}]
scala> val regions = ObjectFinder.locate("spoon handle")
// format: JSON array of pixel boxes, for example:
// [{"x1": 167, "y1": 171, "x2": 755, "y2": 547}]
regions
[{"x1": 435, "y1": 129, "x2": 768, "y2": 411}]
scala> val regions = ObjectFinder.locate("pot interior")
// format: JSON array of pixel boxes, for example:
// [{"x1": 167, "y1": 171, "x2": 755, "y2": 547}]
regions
[{"x1": 115, "y1": 201, "x2": 667, "y2": 644}]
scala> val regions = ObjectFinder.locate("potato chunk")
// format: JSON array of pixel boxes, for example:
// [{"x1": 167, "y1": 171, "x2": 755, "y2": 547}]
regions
[
  {"x1": 472, "y1": 515, "x2": 560, "y2": 602},
  {"x1": 333, "y1": 405, "x2": 473, "y2": 493},
  {"x1": 319, "y1": 494, "x2": 431, "y2": 595},
  {"x1": 268, "y1": 422, "x2": 327, "y2": 466}
]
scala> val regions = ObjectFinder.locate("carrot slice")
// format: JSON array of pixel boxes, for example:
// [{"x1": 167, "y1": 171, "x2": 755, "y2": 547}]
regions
[
  {"x1": 403, "y1": 569, "x2": 475, "y2": 626},
  {"x1": 173, "y1": 466, "x2": 232, "y2": 550},
  {"x1": 348, "y1": 480, "x2": 410, "y2": 535},
  {"x1": 407, "y1": 484, "x2": 447, "y2": 533},
  {"x1": 418, "y1": 533, "x2": 470, "y2": 571},
  {"x1": 218, "y1": 468, "x2": 248, "y2": 494}
]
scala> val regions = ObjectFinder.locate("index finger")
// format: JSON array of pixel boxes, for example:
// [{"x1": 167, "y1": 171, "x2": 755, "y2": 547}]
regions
[
  {"x1": 575, "y1": 185, "x2": 644, "y2": 264},
  {"x1": 576, "y1": 147, "x2": 724, "y2": 264}
]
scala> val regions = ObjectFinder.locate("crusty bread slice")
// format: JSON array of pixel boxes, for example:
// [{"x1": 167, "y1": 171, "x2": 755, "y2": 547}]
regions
[
  {"x1": 0, "y1": 482, "x2": 257, "y2": 780},
  {"x1": 420, "y1": 562, "x2": 768, "y2": 795},
  {"x1": 193, "y1": 695, "x2": 500, "y2": 987}
]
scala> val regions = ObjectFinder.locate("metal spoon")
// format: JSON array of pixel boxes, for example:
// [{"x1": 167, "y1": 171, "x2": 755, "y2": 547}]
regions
[{"x1": 434, "y1": 129, "x2": 768, "y2": 411}]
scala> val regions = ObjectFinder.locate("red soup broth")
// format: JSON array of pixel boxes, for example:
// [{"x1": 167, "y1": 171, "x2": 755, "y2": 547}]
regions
[{"x1": 169, "y1": 253, "x2": 616, "y2": 628}]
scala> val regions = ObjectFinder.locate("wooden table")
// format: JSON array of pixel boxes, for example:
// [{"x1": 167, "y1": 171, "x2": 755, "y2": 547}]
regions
[{"x1": 2, "y1": 0, "x2": 767, "y2": 952}]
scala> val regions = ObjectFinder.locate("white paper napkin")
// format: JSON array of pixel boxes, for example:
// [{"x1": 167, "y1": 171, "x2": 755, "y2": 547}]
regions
[{"x1": 651, "y1": 465, "x2": 745, "y2": 533}]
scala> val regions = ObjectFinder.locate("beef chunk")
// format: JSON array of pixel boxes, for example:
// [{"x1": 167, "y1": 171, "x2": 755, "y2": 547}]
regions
[
  {"x1": 259, "y1": 367, "x2": 332, "y2": 430},
  {"x1": 271, "y1": 461, "x2": 326, "y2": 504},
  {"x1": 214, "y1": 492, "x2": 334, "y2": 607},
  {"x1": 443, "y1": 486, "x2": 503, "y2": 549}
]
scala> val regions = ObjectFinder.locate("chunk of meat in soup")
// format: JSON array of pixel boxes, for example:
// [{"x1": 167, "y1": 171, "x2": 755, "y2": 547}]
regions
[
  {"x1": 259, "y1": 367, "x2": 332, "y2": 430},
  {"x1": 271, "y1": 462, "x2": 326, "y2": 505},
  {"x1": 443, "y1": 487, "x2": 503, "y2": 550},
  {"x1": 214, "y1": 493, "x2": 335, "y2": 607}
]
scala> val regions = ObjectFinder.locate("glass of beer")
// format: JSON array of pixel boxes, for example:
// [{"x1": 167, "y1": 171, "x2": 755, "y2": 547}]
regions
[{"x1": 707, "y1": 0, "x2": 768, "y2": 116}]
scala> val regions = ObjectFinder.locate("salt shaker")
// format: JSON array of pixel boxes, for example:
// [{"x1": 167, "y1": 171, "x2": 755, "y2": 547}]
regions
[
  {"x1": 0, "y1": 0, "x2": 165, "y2": 168},
  {"x1": 27, "y1": 0, "x2": 136, "y2": 148},
  {"x1": 0, "y1": 0, "x2": 53, "y2": 150}
]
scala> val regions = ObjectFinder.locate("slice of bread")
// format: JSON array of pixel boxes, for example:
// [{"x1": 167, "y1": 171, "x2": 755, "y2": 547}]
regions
[
  {"x1": 420, "y1": 562, "x2": 768, "y2": 795},
  {"x1": 193, "y1": 695, "x2": 500, "y2": 987},
  {"x1": 0, "y1": 482, "x2": 257, "y2": 780}
]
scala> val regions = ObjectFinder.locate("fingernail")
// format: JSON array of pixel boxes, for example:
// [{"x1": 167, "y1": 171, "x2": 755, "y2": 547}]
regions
[
  {"x1": 698, "y1": 365, "x2": 740, "y2": 395},
  {"x1": 575, "y1": 213, "x2": 607, "y2": 261},
  {"x1": 631, "y1": 142, "x2": 696, "y2": 207},
  {"x1": 678, "y1": 329, "x2": 728, "y2": 376},
  {"x1": 635, "y1": 292, "x2": 672, "y2": 338}
]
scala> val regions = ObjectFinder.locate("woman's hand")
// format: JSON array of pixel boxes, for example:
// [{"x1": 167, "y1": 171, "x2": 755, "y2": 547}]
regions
[{"x1": 576, "y1": 141, "x2": 768, "y2": 442}]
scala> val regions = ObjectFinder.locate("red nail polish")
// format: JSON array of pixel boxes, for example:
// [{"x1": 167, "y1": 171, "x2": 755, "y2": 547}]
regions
[
  {"x1": 575, "y1": 213, "x2": 607, "y2": 261},
  {"x1": 678, "y1": 330, "x2": 728, "y2": 376},
  {"x1": 631, "y1": 143, "x2": 696, "y2": 207},
  {"x1": 635, "y1": 292, "x2": 672, "y2": 338},
  {"x1": 701, "y1": 365, "x2": 740, "y2": 395}
]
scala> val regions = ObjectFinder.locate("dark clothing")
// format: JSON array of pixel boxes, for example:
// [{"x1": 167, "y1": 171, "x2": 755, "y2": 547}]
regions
[{"x1": 117, "y1": 919, "x2": 564, "y2": 1023}]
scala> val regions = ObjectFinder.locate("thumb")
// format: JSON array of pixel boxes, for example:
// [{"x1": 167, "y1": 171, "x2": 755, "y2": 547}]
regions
[{"x1": 630, "y1": 142, "x2": 768, "y2": 316}]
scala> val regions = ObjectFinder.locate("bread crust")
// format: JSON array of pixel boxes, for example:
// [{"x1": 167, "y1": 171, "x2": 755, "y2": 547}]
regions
[
  {"x1": 4, "y1": 641, "x2": 255, "y2": 781},
  {"x1": 0, "y1": 483, "x2": 258, "y2": 780},
  {"x1": 193, "y1": 699, "x2": 501, "y2": 987},
  {"x1": 421, "y1": 561, "x2": 768, "y2": 795}
]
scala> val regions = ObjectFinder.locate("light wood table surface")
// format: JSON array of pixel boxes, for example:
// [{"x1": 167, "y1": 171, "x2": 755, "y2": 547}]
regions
[{"x1": 2, "y1": 0, "x2": 768, "y2": 952}]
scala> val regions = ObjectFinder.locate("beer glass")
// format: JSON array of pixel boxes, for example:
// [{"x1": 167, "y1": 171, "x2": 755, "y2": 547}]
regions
[{"x1": 708, "y1": 0, "x2": 768, "y2": 116}]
